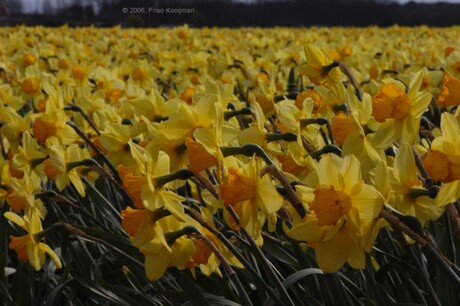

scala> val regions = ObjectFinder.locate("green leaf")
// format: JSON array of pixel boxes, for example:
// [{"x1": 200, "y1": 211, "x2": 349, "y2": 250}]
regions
[
  {"x1": 202, "y1": 293, "x2": 243, "y2": 306},
  {"x1": 177, "y1": 271, "x2": 211, "y2": 306},
  {"x1": 122, "y1": 266, "x2": 159, "y2": 304},
  {"x1": 0, "y1": 279, "x2": 13, "y2": 305},
  {"x1": 72, "y1": 271, "x2": 132, "y2": 305},
  {"x1": 45, "y1": 278, "x2": 75, "y2": 306},
  {"x1": 282, "y1": 268, "x2": 323, "y2": 289},
  {"x1": 71, "y1": 225, "x2": 143, "y2": 265},
  {"x1": 263, "y1": 239, "x2": 300, "y2": 269},
  {"x1": 11, "y1": 263, "x2": 30, "y2": 306},
  {"x1": 83, "y1": 178, "x2": 123, "y2": 230}
]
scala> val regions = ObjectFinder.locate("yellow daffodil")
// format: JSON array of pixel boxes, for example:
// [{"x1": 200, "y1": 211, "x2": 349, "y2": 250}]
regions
[
  {"x1": 129, "y1": 141, "x2": 186, "y2": 221},
  {"x1": 238, "y1": 101, "x2": 282, "y2": 155},
  {"x1": 186, "y1": 102, "x2": 238, "y2": 174},
  {"x1": 437, "y1": 73, "x2": 460, "y2": 107},
  {"x1": 203, "y1": 155, "x2": 283, "y2": 239},
  {"x1": 342, "y1": 88, "x2": 384, "y2": 179},
  {"x1": 5, "y1": 210, "x2": 62, "y2": 271},
  {"x1": 98, "y1": 121, "x2": 146, "y2": 167},
  {"x1": 12, "y1": 132, "x2": 46, "y2": 189},
  {"x1": 390, "y1": 144, "x2": 442, "y2": 225},
  {"x1": 286, "y1": 154, "x2": 384, "y2": 272},
  {"x1": 157, "y1": 93, "x2": 216, "y2": 142},
  {"x1": 32, "y1": 100, "x2": 78, "y2": 145},
  {"x1": 0, "y1": 84, "x2": 24, "y2": 111},
  {"x1": 423, "y1": 113, "x2": 460, "y2": 207},
  {"x1": 44, "y1": 137, "x2": 86, "y2": 196},
  {"x1": 299, "y1": 44, "x2": 342, "y2": 86},
  {"x1": 121, "y1": 206, "x2": 169, "y2": 250},
  {"x1": 372, "y1": 70, "x2": 432, "y2": 148},
  {"x1": 138, "y1": 214, "x2": 194, "y2": 281},
  {"x1": 0, "y1": 106, "x2": 33, "y2": 153}
]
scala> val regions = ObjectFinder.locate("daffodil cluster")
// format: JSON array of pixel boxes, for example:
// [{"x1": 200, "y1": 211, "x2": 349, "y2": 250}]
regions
[{"x1": 1, "y1": 25, "x2": 460, "y2": 281}]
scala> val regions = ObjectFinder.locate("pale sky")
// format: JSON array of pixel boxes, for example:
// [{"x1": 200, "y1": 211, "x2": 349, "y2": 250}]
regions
[{"x1": 15, "y1": 0, "x2": 114, "y2": 14}]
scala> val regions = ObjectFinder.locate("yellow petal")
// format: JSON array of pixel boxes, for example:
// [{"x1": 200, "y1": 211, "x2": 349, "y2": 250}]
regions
[
  {"x1": 161, "y1": 191, "x2": 186, "y2": 222},
  {"x1": 414, "y1": 196, "x2": 443, "y2": 224},
  {"x1": 372, "y1": 119, "x2": 397, "y2": 149},
  {"x1": 68, "y1": 171, "x2": 85, "y2": 197},
  {"x1": 143, "y1": 246, "x2": 170, "y2": 281},
  {"x1": 128, "y1": 141, "x2": 150, "y2": 171},
  {"x1": 394, "y1": 143, "x2": 419, "y2": 187},
  {"x1": 285, "y1": 216, "x2": 326, "y2": 242},
  {"x1": 257, "y1": 175, "x2": 283, "y2": 214},
  {"x1": 194, "y1": 128, "x2": 217, "y2": 155},
  {"x1": 407, "y1": 70, "x2": 424, "y2": 101},
  {"x1": 440, "y1": 112, "x2": 460, "y2": 155},
  {"x1": 346, "y1": 240, "x2": 366, "y2": 269},
  {"x1": 27, "y1": 240, "x2": 44, "y2": 271},
  {"x1": 154, "y1": 151, "x2": 171, "y2": 178},
  {"x1": 29, "y1": 209, "x2": 43, "y2": 234},
  {"x1": 436, "y1": 180, "x2": 460, "y2": 207},
  {"x1": 314, "y1": 228, "x2": 350, "y2": 273},
  {"x1": 409, "y1": 92, "x2": 431, "y2": 117},
  {"x1": 4, "y1": 212, "x2": 28, "y2": 231},
  {"x1": 351, "y1": 184, "x2": 384, "y2": 220},
  {"x1": 317, "y1": 154, "x2": 342, "y2": 187},
  {"x1": 339, "y1": 155, "x2": 362, "y2": 193},
  {"x1": 399, "y1": 117, "x2": 419, "y2": 145},
  {"x1": 238, "y1": 126, "x2": 265, "y2": 146},
  {"x1": 39, "y1": 243, "x2": 62, "y2": 269},
  {"x1": 49, "y1": 145, "x2": 66, "y2": 172}
]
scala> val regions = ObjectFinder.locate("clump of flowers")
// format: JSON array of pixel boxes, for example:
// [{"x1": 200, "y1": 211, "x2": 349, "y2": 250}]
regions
[{"x1": 1, "y1": 26, "x2": 460, "y2": 305}]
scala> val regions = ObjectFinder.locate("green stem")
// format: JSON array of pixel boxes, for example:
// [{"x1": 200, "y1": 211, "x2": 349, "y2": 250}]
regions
[
  {"x1": 380, "y1": 209, "x2": 460, "y2": 288},
  {"x1": 64, "y1": 104, "x2": 100, "y2": 135},
  {"x1": 221, "y1": 144, "x2": 273, "y2": 165},
  {"x1": 154, "y1": 169, "x2": 194, "y2": 187},
  {"x1": 30, "y1": 157, "x2": 48, "y2": 169},
  {"x1": 299, "y1": 117, "x2": 329, "y2": 129},
  {"x1": 224, "y1": 108, "x2": 254, "y2": 121},
  {"x1": 337, "y1": 61, "x2": 362, "y2": 101},
  {"x1": 261, "y1": 164, "x2": 306, "y2": 218},
  {"x1": 266, "y1": 132, "x2": 297, "y2": 142},
  {"x1": 307, "y1": 144, "x2": 342, "y2": 159}
]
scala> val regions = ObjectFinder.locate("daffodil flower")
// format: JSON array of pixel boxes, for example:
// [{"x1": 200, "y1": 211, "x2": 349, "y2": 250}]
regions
[
  {"x1": 437, "y1": 73, "x2": 460, "y2": 107},
  {"x1": 372, "y1": 70, "x2": 432, "y2": 148},
  {"x1": 238, "y1": 101, "x2": 282, "y2": 155},
  {"x1": 32, "y1": 100, "x2": 78, "y2": 145},
  {"x1": 389, "y1": 143, "x2": 442, "y2": 225},
  {"x1": 286, "y1": 154, "x2": 384, "y2": 272},
  {"x1": 0, "y1": 106, "x2": 33, "y2": 152},
  {"x1": 423, "y1": 113, "x2": 460, "y2": 207},
  {"x1": 342, "y1": 87, "x2": 384, "y2": 180},
  {"x1": 44, "y1": 137, "x2": 87, "y2": 196},
  {"x1": 138, "y1": 215, "x2": 195, "y2": 281},
  {"x1": 186, "y1": 102, "x2": 238, "y2": 174},
  {"x1": 129, "y1": 141, "x2": 186, "y2": 222},
  {"x1": 203, "y1": 155, "x2": 284, "y2": 239},
  {"x1": 5, "y1": 210, "x2": 62, "y2": 271},
  {"x1": 99, "y1": 121, "x2": 146, "y2": 167},
  {"x1": 299, "y1": 44, "x2": 342, "y2": 86},
  {"x1": 12, "y1": 132, "x2": 46, "y2": 189}
]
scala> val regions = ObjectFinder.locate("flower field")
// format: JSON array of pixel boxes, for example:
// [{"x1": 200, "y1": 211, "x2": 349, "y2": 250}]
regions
[{"x1": 1, "y1": 25, "x2": 460, "y2": 305}]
